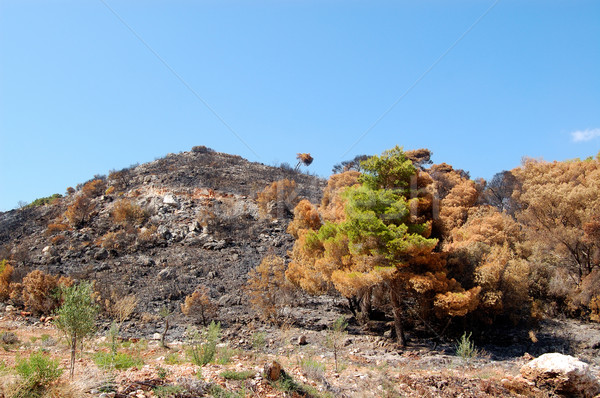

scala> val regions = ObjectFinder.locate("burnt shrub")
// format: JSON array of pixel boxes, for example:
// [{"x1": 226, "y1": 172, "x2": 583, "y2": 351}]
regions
[
  {"x1": 111, "y1": 200, "x2": 149, "y2": 226},
  {"x1": 192, "y1": 145, "x2": 215, "y2": 154},
  {"x1": 256, "y1": 179, "x2": 301, "y2": 219},
  {"x1": 21, "y1": 270, "x2": 74, "y2": 315},
  {"x1": 65, "y1": 196, "x2": 96, "y2": 228}
]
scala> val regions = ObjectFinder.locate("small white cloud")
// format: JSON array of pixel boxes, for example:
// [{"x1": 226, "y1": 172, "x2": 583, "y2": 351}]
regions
[{"x1": 571, "y1": 128, "x2": 600, "y2": 142}]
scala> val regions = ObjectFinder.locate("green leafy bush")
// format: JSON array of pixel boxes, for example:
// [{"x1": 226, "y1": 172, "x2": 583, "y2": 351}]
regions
[
  {"x1": 26, "y1": 194, "x2": 62, "y2": 208},
  {"x1": 14, "y1": 351, "x2": 63, "y2": 396},
  {"x1": 455, "y1": 332, "x2": 479, "y2": 362}
]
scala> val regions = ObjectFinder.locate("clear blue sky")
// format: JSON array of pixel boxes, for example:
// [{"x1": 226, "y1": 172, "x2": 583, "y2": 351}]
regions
[{"x1": 1, "y1": 1, "x2": 599, "y2": 212}]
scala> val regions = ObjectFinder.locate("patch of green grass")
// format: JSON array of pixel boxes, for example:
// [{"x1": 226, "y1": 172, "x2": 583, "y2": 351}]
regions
[
  {"x1": 164, "y1": 352, "x2": 182, "y2": 365},
  {"x1": 251, "y1": 331, "x2": 266, "y2": 351},
  {"x1": 215, "y1": 346, "x2": 240, "y2": 365},
  {"x1": 208, "y1": 384, "x2": 244, "y2": 398},
  {"x1": 220, "y1": 370, "x2": 255, "y2": 380},
  {"x1": 93, "y1": 351, "x2": 144, "y2": 370},
  {"x1": 153, "y1": 384, "x2": 185, "y2": 398},
  {"x1": 156, "y1": 365, "x2": 169, "y2": 380},
  {"x1": 299, "y1": 357, "x2": 326, "y2": 381}
]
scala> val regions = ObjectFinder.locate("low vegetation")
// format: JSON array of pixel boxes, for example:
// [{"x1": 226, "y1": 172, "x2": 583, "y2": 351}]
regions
[{"x1": 1, "y1": 145, "x2": 599, "y2": 396}]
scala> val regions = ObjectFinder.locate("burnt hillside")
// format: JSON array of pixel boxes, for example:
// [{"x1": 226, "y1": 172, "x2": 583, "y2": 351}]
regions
[{"x1": 0, "y1": 147, "x2": 326, "y2": 334}]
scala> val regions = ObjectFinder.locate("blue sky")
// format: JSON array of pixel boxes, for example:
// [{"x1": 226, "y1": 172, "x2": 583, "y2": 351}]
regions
[{"x1": 1, "y1": 1, "x2": 599, "y2": 212}]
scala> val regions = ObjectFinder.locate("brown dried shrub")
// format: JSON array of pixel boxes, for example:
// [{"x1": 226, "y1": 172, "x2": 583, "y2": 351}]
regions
[
  {"x1": 105, "y1": 291, "x2": 138, "y2": 324},
  {"x1": 45, "y1": 223, "x2": 70, "y2": 236},
  {"x1": 51, "y1": 235, "x2": 66, "y2": 246},
  {"x1": 0, "y1": 260, "x2": 14, "y2": 301},
  {"x1": 245, "y1": 254, "x2": 294, "y2": 324},
  {"x1": 108, "y1": 168, "x2": 132, "y2": 191},
  {"x1": 256, "y1": 179, "x2": 300, "y2": 219},
  {"x1": 296, "y1": 153, "x2": 314, "y2": 168},
  {"x1": 9, "y1": 282, "x2": 23, "y2": 306},
  {"x1": 111, "y1": 200, "x2": 148, "y2": 226},
  {"x1": 137, "y1": 225, "x2": 158, "y2": 246},
  {"x1": 98, "y1": 231, "x2": 132, "y2": 252},
  {"x1": 181, "y1": 286, "x2": 218, "y2": 326},
  {"x1": 82, "y1": 179, "x2": 106, "y2": 198},
  {"x1": 65, "y1": 196, "x2": 96, "y2": 228},
  {"x1": 21, "y1": 270, "x2": 74, "y2": 315},
  {"x1": 287, "y1": 200, "x2": 321, "y2": 239}
]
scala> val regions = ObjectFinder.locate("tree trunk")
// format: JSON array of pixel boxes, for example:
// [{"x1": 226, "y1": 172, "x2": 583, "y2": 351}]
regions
[
  {"x1": 161, "y1": 318, "x2": 169, "y2": 348},
  {"x1": 358, "y1": 288, "x2": 372, "y2": 323},
  {"x1": 389, "y1": 289, "x2": 406, "y2": 347},
  {"x1": 70, "y1": 335, "x2": 77, "y2": 378}
]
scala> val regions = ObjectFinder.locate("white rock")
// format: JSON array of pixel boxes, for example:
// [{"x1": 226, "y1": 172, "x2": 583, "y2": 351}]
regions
[
  {"x1": 152, "y1": 333, "x2": 162, "y2": 341},
  {"x1": 163, "y1": 194, "x2": 179, "y2": 207},
  {"x1": 520, "y1": 353, "x2": 600, "y2": 398}
]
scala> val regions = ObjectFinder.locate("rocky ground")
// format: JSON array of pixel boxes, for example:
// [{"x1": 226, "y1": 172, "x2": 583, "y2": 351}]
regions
[{"x1": 1, "y1": 302, "x2": 600, "y2": 397}]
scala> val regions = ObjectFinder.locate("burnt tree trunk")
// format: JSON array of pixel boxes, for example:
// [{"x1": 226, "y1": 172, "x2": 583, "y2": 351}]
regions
[{"x1": 389, "y1": 289, "x2": 406, "y2": 347}]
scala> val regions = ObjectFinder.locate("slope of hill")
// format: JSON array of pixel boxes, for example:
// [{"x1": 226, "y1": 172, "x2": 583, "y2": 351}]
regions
[{"x1": 0, "y1": 147, "x2": 325, "y2": 335}]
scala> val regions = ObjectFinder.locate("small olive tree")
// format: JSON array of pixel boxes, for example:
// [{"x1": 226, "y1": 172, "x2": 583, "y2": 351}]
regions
[{"x1": 54, "y1": 281, "x2": 98, "y2": 378}]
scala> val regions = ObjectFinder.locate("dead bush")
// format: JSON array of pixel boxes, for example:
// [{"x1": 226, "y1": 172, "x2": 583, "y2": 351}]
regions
[
  {"x1": 181, "y1": 286, "x2": 218, "y2": 326},
  {"x1": 111, "y1": 200, "x2": 148, "y2": 226},
  {"x1": 45, "y1": 223, "x2": 70, "y2": 236},
  {"x1": 82, "y1": 179, "x2": 106, "y2": 198},
  {"x1": 65, "y1": 196, "x2": 96, "y2": 228},
  {"x1": 192, "y1": 145, "x2": 215, "y2": 154},
  {"x1": 245, "y1": 254, "x2": 294, "y2": 324},
  {"x1": 287, "y1": 199, "x2": 321, "y2": 239},
  {"x1": 0, "y1": 260, "x2": 13, "y2": 301},
  {"x1": 51, "y1": 235, "x2": 66, "y2": 246},
  {"x1": 21, "y1": 270, "x2": 73, "y2": 315},
  {"x1": 98, "y1": 231, "x2": 133, "y2": 252},
  {"x1": 105, "y1": 291, "x2": 138, "y2": 324},
  {"x1": 137, "y1": 225, "x2": 158, "y2": 246},
  {"x1": 256, "y1": 179, "x2": 301, "y2": 219},
  {"x1": 108, "y1": 168, "x2": 132, "y2": 191}
]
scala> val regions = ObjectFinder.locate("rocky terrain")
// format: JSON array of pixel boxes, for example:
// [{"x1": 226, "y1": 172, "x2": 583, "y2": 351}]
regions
[
  {"x1": 0, "y1": 147, "x2": 325, "y2": 335},
  {"x1": 1, "y1": 147, "x2": 599, "y2": 397}
]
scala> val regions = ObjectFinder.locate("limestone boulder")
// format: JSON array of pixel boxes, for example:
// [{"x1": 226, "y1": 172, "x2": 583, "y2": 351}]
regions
[{"x1": 520, "y1": 353, "x2": 600, "y2": 397}]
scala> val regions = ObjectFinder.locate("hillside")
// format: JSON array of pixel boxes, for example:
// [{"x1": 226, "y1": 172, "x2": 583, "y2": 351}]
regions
[
  {"x1": 0, "y1": 147, "x2": 325, "y2": 335},
  {"x1": 1, "y1": 147, "x2": 599, "y2": 398}
]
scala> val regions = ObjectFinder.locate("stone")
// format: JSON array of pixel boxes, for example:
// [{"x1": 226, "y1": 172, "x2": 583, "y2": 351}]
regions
[
  {"x1": 520, "y1": 353, "x2": 600, "y2": 398},
  {"x1": 264, "y1": 360, "x2": 283, "y2": 381},
  {"x1": 297, "y1": 335, "x2": 308, "y2": 345},
  {"x1": 5, "y1": 305, "x2": 16, "y2": 312},
  {"x1": 42, "y1": 245, "x2": 56, "y2": 257},
  {"x1": 163, "y1": 194, "x2": 179, "y2": 208},
  {"x1": 94, "y1": 248, "x2": 109, "y2": 260},
  {"x1": 152, "y1": 333, "x2": 162, "y2": 341}
]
